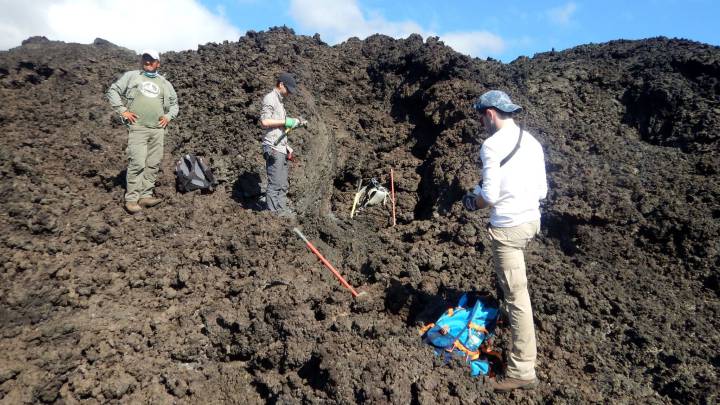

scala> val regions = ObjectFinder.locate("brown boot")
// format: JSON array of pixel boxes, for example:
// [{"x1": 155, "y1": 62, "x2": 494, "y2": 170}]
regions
[
  {"x1": 138, "y1": 196, "x2": 163, "y2": 208},
  {"x1": 125, "y1": 201, "x2": 142, "y2": 214},
  {"x1": 490, "y1": 375, "x2": 538, "y2": 392}
]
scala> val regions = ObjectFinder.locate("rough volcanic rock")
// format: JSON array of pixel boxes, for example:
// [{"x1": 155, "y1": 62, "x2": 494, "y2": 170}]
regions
[{"x1": 1, "y1": 29, "x2": 718, "y2": 403}]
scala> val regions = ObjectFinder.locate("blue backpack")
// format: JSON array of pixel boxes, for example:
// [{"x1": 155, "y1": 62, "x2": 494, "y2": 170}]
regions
[{"x1": 420, "y1": 294, "x2": 502, "y2": 376}]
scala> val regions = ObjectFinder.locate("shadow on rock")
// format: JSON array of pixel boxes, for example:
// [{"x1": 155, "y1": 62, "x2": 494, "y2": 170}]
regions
[
  {"x1": 383, "y1": 279, "x2": 497, "y2": 327},
  {"x1": 231, "y1": 171, "x2": 265, "y2": 211}
]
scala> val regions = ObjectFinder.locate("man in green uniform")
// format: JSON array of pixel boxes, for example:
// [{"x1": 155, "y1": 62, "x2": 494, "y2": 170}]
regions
[{"x1": 106, "y1": 49, "x2": 179, "y2": 214}]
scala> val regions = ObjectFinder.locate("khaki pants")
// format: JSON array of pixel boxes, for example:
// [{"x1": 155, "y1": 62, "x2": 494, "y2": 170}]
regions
[
  {"x1": 125, "y1": 126, "x2": 165, "y2": 202},
  {"x1": 488, "y1": 220, "x2": 540, "y2": 380}
]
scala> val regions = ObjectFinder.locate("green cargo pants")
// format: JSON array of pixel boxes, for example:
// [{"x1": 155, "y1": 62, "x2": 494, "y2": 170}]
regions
[{"x1": 125, "y1": 126, "x2": 165, "y2": 202}]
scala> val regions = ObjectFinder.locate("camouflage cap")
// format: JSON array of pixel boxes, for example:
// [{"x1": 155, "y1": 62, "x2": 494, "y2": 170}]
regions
[{"x1": 473, "y1": 90, "x2": 522, "y2": 113}]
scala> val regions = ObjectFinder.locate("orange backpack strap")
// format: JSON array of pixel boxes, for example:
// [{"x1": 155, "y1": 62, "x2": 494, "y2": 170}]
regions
[
  {"x1": 453, "y1": 340, "x2": 480, "y2": 360},
  {"x1": 418, "y1": 323, "x2": 435, "y2": 335},
  {"x1": 468, "y1": 322, "x2": 489, "y2": 334}
]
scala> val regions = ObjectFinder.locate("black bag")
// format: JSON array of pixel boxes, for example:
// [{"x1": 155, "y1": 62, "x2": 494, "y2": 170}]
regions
[{"x1": 175, "y1": 154, "x2": 218, "y2": 193}]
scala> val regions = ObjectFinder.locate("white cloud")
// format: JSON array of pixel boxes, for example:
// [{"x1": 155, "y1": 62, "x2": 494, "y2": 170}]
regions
[
  {"x1": 439, "y1": 31, "x2": 505, "y2": 58},
  {"x1": 546, "y1": 2, "x2": 577, "y2": 25},
  {"x1": 289, "y1": 0, "x2": 425, "y2": 43},
  {"x1": 0, "y1": 1, "x2": 51, "y2": 49},
  {"x1": 0, "y1": 1, "x2": 510, "y2": 59},
  {"x1": 0, "y1": 0, "x2": 241, "y2": 52},
  {"x1": 289, "y1": 0, "x2": 506, "y2": 58}
]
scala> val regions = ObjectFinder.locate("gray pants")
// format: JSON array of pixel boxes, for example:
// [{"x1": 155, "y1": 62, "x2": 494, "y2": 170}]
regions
[
  {"x1": 125, "y1": 126, "x2": 165, "y2": 202},
  {"x1": 264, "y1": 149, "x2": 289, "y2": 212},
  {"x1": 488, "y1": 220, "x2": 540, "y2": 380}
]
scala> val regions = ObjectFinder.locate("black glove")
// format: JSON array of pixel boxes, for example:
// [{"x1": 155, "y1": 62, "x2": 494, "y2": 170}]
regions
[{"x1": 462, "y1": 193, "x2": 479, "y2": 211}]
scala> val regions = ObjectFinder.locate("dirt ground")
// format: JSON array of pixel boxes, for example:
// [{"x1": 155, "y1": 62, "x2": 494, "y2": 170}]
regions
[{"x1": 1, "y1": 29, "x2": 718, "y2": 404}]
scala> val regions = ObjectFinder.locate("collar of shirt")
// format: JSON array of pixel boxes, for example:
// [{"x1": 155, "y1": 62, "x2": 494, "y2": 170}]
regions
[
  {"x1": 493, "y1": 119, "x2": 519, "y2": 138},
  {"x1": 273, "y1": 88, "x2": 284, "y2": 102}
]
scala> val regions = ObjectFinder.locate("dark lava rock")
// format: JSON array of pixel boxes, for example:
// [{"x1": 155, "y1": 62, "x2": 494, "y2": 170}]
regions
[{"x1": 0, "y1": 31, "x2": 718, "y2": 404}]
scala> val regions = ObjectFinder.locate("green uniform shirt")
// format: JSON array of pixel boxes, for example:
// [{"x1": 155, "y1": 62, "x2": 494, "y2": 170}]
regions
[
  {"x1": 128, "y1": 75, "x2": 165, "y2": 128},
  {"x1": 106, "y1": 70, "x2": 179, "y2": 127}
]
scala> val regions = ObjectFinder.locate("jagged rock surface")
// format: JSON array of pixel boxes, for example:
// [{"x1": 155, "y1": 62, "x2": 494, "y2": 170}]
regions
[{"x1": 1, "y1": 29, "x2": 718, "y2": 403}]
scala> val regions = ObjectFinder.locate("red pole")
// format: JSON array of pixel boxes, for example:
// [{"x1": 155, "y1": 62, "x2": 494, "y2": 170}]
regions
[
  {"x1": 390, "y1": 168, "x2": 396, "y2": 226},
  {"x1": 293, "y1": 228, "x2": 360, "y2": 297}
]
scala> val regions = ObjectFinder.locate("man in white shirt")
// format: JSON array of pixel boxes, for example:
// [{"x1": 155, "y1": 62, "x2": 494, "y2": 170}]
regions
[{"x1": 463, "y1": 90, "x2": 547, "y2": 392}]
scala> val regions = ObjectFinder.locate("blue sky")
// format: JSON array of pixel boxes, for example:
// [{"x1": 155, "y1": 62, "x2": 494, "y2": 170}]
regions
[
  {"x1": 200, "y1": 0, "x2": 719, "y2": 61},
  {"x1": 1, "y1": 0, "x2": 718, "y2": 62}
]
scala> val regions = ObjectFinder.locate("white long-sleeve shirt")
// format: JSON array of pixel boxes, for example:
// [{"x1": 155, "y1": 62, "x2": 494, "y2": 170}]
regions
[{"x1": 474, "y1": 121, "x2": 547, "y2": 227}]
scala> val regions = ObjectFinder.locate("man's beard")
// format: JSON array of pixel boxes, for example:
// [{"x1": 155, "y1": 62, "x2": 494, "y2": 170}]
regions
[{"x1": 485, "y1": 120, "x2": 498, "y2": 135}]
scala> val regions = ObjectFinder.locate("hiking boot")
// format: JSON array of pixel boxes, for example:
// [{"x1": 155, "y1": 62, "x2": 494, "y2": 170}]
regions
[
  {"x1": 490, "y1": 375, "x2": 538, "y2": 392},
  {"x1": 138, "y1": 196, "x2": 163, "y2": 208},
  {"x1": 125, "y1": 201, "x2": 142, "y2": 214}
]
